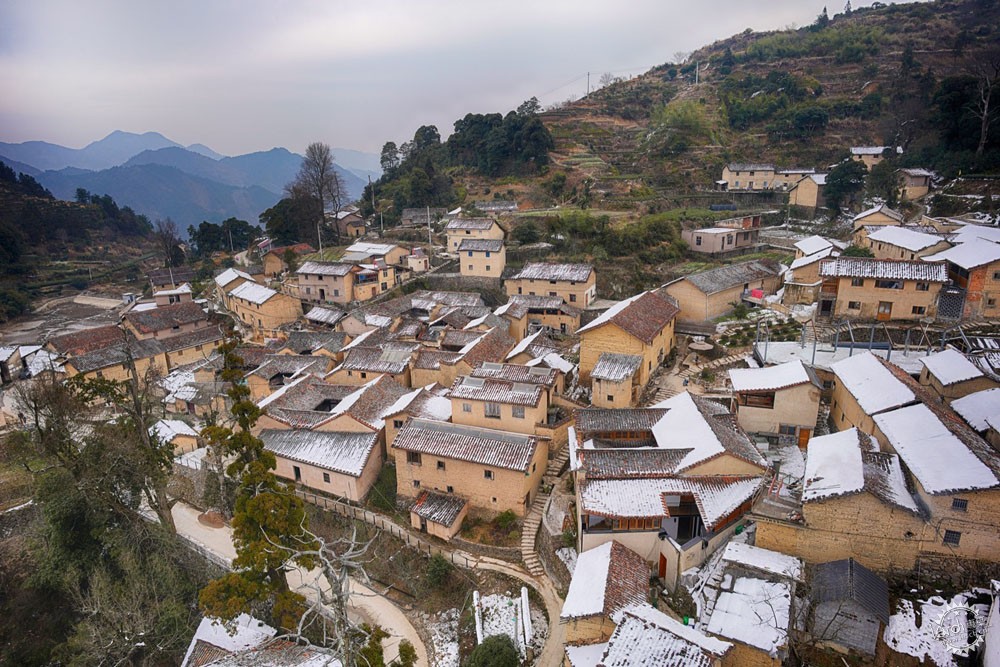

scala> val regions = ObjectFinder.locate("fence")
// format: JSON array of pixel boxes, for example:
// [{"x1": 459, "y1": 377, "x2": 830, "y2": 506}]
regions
[{"x1": 295, "y1": 490, "x2": 478, "y2": 570}]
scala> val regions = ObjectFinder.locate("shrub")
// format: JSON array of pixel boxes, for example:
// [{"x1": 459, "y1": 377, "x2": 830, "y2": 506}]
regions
[
  {"x1": 464, "y1": 634, "x2": 520, "y2": 667},
  {"x1": 562, "y1": 528, "x2": 577, "y2": 549},
  {"x1": 426, "y1": 553, "x2": 453, "y2": 589},
  {"x1": 495, "y1": 510, "x2": 517, "y2": 531},
  {"x1": 395, "y1": 640, "x2": 418, "y2": 667}
]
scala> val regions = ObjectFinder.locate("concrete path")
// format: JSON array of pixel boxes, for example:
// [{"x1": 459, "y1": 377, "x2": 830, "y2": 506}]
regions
[{"x1": 171, "y1": 502, "x2": 430, "y2": 667}]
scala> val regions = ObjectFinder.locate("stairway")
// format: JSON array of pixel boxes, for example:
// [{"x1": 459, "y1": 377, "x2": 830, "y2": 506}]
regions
[
  {"x1": 520, "y1": 493, "x2": 550, "y2": 578},
  {"x1": 545, "y1": 447, "x2": 570, "y2": 479},
  {"x1": 679, "y1": 353, "x2": 748, "y2": 379}
]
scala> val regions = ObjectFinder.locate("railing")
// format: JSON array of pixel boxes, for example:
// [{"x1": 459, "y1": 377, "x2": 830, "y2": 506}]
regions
[{"x1": 294, "y1": 490, "x2": 477, "y2": 569}]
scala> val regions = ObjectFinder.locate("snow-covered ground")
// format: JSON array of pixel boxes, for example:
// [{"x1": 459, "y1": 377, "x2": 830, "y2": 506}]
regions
[
  {"x1": 428, "y1": 608, "x2": 460, "y2": 667},
  {"x1": 884, "y1": 589, "x2": 991, "y2": 665},
  {"x1": 556, "y1": 547, "x2": 577, "y2": 574},
  {"x1": 477, "y1": 592, "x2": 547, "y2": 659}
]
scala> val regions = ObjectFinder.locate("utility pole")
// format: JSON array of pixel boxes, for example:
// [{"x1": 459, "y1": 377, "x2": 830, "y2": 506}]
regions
[
  {"x1": 427, "y1": 205, "x2": 432, "y2": 256},
  {"x1": 695, "y1": 61, "x2": 699, "y2": 85},
  {"x1": 587, "y1": 71, "x2": 590, "y2": 96},
  {"x1": 228, "y1": 226, "x2": 234, "y2": 253},
  {"x1": 317, "y1": 220, "x2": 323, "y2": 254}
]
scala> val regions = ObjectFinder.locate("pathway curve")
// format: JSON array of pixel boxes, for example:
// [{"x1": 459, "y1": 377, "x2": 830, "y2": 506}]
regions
[{"x1": 171, "y1": 502, "x2": 430, "y2": 667}]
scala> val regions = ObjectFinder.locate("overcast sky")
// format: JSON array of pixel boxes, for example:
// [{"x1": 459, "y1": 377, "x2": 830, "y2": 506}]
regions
[{"x1": 1, "y1": 1, "x2": 912, "y2": 157}]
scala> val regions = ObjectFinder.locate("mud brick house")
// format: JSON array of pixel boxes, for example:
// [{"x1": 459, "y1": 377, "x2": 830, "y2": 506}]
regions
[
  {"x1": 505, "y1": 262, "x2": 596, "y2": 308},
  {"x1": 214, "y1": 267, "x2": 253, "y2": 306},
  {"x1": 260, "y1": 429, "x2": 381, "y2": 502},
  {"x1": 918, "y1": 348, "x2": 997, "y2": 401},
  {"x1": 664, "y1": 260, "x2": 781, "y2": 323},
  {"x1": 728, "y1": 360, "x2": 821, "y2": 446},
  {"x1": 924, "y1": 241, "x2": 1000, "y2": 320},
  {"x1": 444, "y1": 217, "x2": 504, "y2": 252},
  {"x1": 817, "y1": 257, "x2": 947, "y2": 321},
  {"x1": 457, "y1": 238, "x2": 505, "y2": 278},
  {"x1": 495, "y1": 295, "x2": 582, "y2": 338},
  {"x1": 589, "y1": 353, "x2": 643, "y2": 408},
  {"x1": 226, "y1": 281, "x2": 303, "y2": 339},
  {"x1": 408, "y1": 490, "x2": 468, "y2": 541},
  {"x1": 863, "y1": 226, "x2": 950, "y2": 261},
  {"x1": 123, "y1": 301, "x2": 211, "y2": 341}
]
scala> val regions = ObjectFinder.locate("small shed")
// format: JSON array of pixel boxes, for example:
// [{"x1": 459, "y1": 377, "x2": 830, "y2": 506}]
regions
[
  {"x1": 810, "y1": 558, "x2": 889, "y2": 656},
  {"x1": 151, "y1": 419, "x2": 200, "y2": 455},
  {"x1": 409, "y1": 490, "x2": 468, "y2": 541}
]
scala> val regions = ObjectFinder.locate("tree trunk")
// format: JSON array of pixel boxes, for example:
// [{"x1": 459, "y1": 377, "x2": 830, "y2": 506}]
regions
[{"x1": 976, "y1": 87, "x2": 991, "y2": 157}]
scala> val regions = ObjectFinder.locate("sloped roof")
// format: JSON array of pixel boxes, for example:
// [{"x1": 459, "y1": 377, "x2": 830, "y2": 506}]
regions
[
  {"x1": 812, "y1": 558, "x2": 890, "y2": 624},
  {"x1": 410, "y1": 490, "x2": 467, "y2": 527},
  {"x1": 392, "y1": 418, "x2": 538, "y2": 472},
  {"x1": 830, "y1": 352, "x2": 916, "y2": 415},
  {"x1": 125, "y1": 301, "x2": 207, "y2": 334},
  {"x1": 444, "y1": 217, "x2": 497, "y2": 231},
  {"x1": 296, "y1": 261, "x2": 355, "y2": 276},
  {"x1": 853, "y1": 204, "x2": 904, "y2": 223},
  {"x1": 450, "y1": 375, "x2": 543, "y2": 407},
  {"x1": 510, "y1": 262, "x2": 594, "y2": 282},
  {"x1": 228, "y1": 281, "x2": 279, "y2": 305},
  {"x1": 919, "y1": 348, "x2": 984, "y2": 386},
  {"x1": 924, "y1": 241, "x2": 1000, "y2": 270},
  {"x1": 818, "y1": 257, "x2": 947, "y2": 282},
  {"x1": 214, "y1": 267, "x2": 252, "y2": 287},
  {"x1": 457, "y1": 238, "x2": 504, "y2": 252},
  {"x1": 159, "y1": 325, "x2": 225, "y2": 353},
  {"x1": 47, "y1": 324, "x2": 125, "y2": 355},
  {"x1": 335, "y1": 343, "x2": 418, "y2": 375},
  {"x1": 575, "y1": 408, "x2": 667, "y2": 435},
  {"x1": 726, "y1": 163, "x2": 774, "y2": 171},
  {"x1": 260, "y1": 429, "x2": 378, "y2": 477},
  {"x1": 729, "y1": 360, "x2": 814, "y2": 392},
  {"x1": 867, "y1": 226, "x2": 947, "y2": 252},
  {"x1": 577, "y1": 290, "x2": 678, "y2": 344},
  {"x1": 304, "y1": 305, "x2": 346, "y2": 326},
  {"x1": 591, "y1": 353, "x2": 643, "y2": 382},
  {"x1": 471, "y1": 362, "x2": 558, "y2": 386},
  {"x1": 681, "y1": 260, "x2": 781, "y2": 295},
  {"x1": 247, "y1": 354, "x2": 329, "y2": 380},
  {"x1": 68, "y1": 338, "x2": 165, "y2": 373},
  {"x1": 951, "y1": 387, "x2": 1000, "y2": 431},
  {"x1": 794, "y1": 235, "x2": 833, "y2": 256},
  {"x1": 600, "y1": 605, "x2": 731, "y2": 667},
  {"x1": 560, "y1": 541, "x2": 649, "y2": 620}
]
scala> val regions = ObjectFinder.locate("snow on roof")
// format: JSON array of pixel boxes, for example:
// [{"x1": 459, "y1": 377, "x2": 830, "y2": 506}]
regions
[
  {"x1": 154, "y1": 282, "x2": 193, "y2": 296},
  {"x1": 830, "y1": 352, "x2": 916, "y2": 415},
  {"x1": 924, "y1": 241, "x2": 1000, "y2": 270},
  {"x1": 579, "y1": 477, "x2": 762, "y2": 530},
  {"x1": 951, "y1": 387, "x2": 1000, "y2": 431},
  {"x1": 260, "y1": 429, "x2": 378, "y2": 477},
  {"x1": 410, "y1": 490, "x2": 467, "y2": 526},
  {"x1": 296, "y1": 261, "x2": 354, "y2": 276},
  {"x1": 564, "y1": 642, "x2": 608, "y2": 667},
  {"x1": 391, "y1": 418, "x2": 538, "y2": 472},
  {"x1": 650, "y1": 392, "x2": 766, "y2": 471},
  {"x1": 900, "y1": 167, "x2": 934, "y2": 177},
  {"x1": 345, "y1": 241, "x2": 397, "y2": 256},
  {"x1": 853, "y1": 204, "x2": 904, "y2": 223},
  {"x1": 228, "y1": 280, "x2": 277, "y2": 305},
  {"x1": 851, "y1": 146, "x2": 901, "y2": 155},
  {"x1": 729, "y1": 360, "x2": 811, "y2": 392},
  {"x1": 794, "y1": 235, "x2": 833, "y2": 256},
  {"x1": 591, "y1": 353, "x2": 642, "y2": 382},
  {"x1": 561, "y1": 541, "x2": 648, "y2": 620},
  {"x1": 577, "y1": 290, "x2": 679, "y2": 344},
  {"x1": 720, "y1": 542, "x2": 803, "y2": 582},
  {"x1": 706, "y1": 577, "x2": 792, "y2": 655},
  {"x1": 505, "y1": 329, "x2": 544, "y2": 360},
  {"x1": 789, "y1": 246, "x2": 836, "y2": 272},
  {"x1": 874, "y1": 403, "x2": 999, "y2": 494},
  {"x1": 802, "y1": 429, "x2": 865, "y2": 502},
  {"x1": 867, "y1": 226, "x2": 946, "y2": 252},
  {"x1": 214, "y1": 267, "x2": 252, "y2": 287},
  {"x1": 948, "y1": 222, "x2": 1000, "y2": 245},
  {"x1": 444, "y1": 217, "x2": 496, "y2": 231},
  {"x1": 753, "y1": 342, "x2": 929, "y2": 375},
  {"x1": 457, "y1": 238, "x2": 504, "y2": 252},
  {"x1": 808, "y1": 173, "x2": 827, "y2": 185},
  {"x1": 511, "y1": 262, "x2": 594, "y2": 282},
  {"x1": 180, "y1": 613, "x2": 275, "y2": 667},
  {"x1": 151, "y1": 419, "x2": 199, "y2": 442},
  {"x1": 305, "y1": 305, "x2": 346, "y2": 326},
  {"x1": 601, "y1": 604, "x2": 731, "y2": 667},
  {"x1": 527, "y1": 352, "x2": 575, "y2": 374},
  {"x1": 819, "y1": 257, "x2": 947, "y2": 282},
  {"x1": 919, "y1": 348, "x2": 984, "y2": 385}
]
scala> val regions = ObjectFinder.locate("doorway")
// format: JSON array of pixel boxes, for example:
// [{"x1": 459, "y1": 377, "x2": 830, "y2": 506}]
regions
[{"x1": 877, "y1": 301, "x2": 892, "y2": 321}]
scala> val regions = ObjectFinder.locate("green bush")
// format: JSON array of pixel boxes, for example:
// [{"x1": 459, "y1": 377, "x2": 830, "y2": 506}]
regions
[
  {"x1": 464, "y1": 634, "x2": 520, "y2": 667},
  {"x1": 495, "y1": 510, "x2": 517, "y2": 531},
  {"x1": 394, "y1": 640, "x2": 418, "y2": 667},
  {"x1": 426, "y1": 553, "x2": 453, "y2": 589}
]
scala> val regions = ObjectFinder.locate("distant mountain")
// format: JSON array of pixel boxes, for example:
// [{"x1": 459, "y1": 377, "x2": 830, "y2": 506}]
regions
[
  {"x1": 331, "y1": 147, "x2": 382, "y2": 179},
  {"x1": 37, "y1": 163, "x2": 281, "y2": 230},
  {"x1": 186, "y1": 143, "x2": 225, "y2": 160},
  {"x1": 0, "y1": 155, "x2": 41, "y2": 177},
  {"x1": 0, "y1": 131, "x2": 181, "y2": 171}
]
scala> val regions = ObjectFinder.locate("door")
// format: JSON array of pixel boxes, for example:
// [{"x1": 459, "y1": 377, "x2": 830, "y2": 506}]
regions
[
  {"x1": 319, "y1": 288, "x2": 325, "y2": 301},
  {"x1": 293, "y1": 466, "x2": 302, "y2": 482},
  {"x1": 877, "y1": 301, "x2": 892, "y2": 321},
  {"x1": 658, "y1": 554, "x2": 667, "y2": 579},
  {"x1": 420, "y1": 518, "x2": 427, "y2": 533},
  {"x1": 798, "y1": 428, "x2": 811, "y2": 448},
  {"x1": 820, "y1": 299, "x2": 833, "y2": 316}
]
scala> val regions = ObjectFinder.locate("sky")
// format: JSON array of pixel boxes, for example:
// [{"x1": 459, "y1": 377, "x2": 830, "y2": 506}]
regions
[{"x1": 0, "y1": 1, "x2": 914, "y2": 157}]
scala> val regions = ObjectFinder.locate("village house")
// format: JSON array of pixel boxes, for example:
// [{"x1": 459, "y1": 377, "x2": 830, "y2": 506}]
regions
[
  {"x1": 470, "y1": 361, "x2": 562, "y2": 402},
  {"x1": 405, "y1": 247, "x2": 430, "y2": 273},
  {"x1": 817, "y1": 257, "x2": 947, "y2": 321},
  {"x1": 663, "y1": 260, "x2": 782, "y2": 323},
  {"x1": 444, "y1": 217, "x2": 504, "y2": 252},
  {"x1": 277, "y1": 331, "x2": 348, "y2": 360},
  {"x1": 63, "y1": 337, "x2": 169, "y2": 382},
  {"x1": 151, "y1": 282, "x2": 193, "y2": 306},
  {"x1": 829, "y1": 352, "x2": 918, "y2": 434},
  {"x1": 505, "y1": 262, "x2": 596, "y2": 307},
  {"x1": 924, "y1": 241, "x2": 1000, "y2": 319},
  {"x1": 392, "y1": 418, "x2": 547, "y2": 517},
  {"x1": 325, "y1": 342, "x2": 417, "y2": 387},
  {"x1": 863, "y1": 225, "x2": 951, "y2": 260},
  {"x1": 495, "y1": 295, "x2": 582, "y2": 338},
  {"x1": 851, "y1": 204, "x2": 904, "y2": 234},
  {"x1": 728, "y1": 360, "x2": 821, "y2": 446},
  {"x1": 458, "y1": 238, "x2": 505, "y2": 278},
  {"x1": 295, "y1": 260, "x2": 387, "y2": 305},
  {"x1": 918, "y1": 348, "x2": 997, "y2": 401},
  {"x1": 503, "y1": 329, "x2": 562, "y2": 365},
  {"x1": 589, "y1": 353, "x2": 643, "y2": 408},
  {"x1": 560, "y1": 540, "x2": 650, "y2": 646},
  {"x1": 719, "y1": 163, "x2": 775, "y2": 191},
  {"x1": 474, "y1": 199, "x2": 518, "y2": 213},
  {"x1": 693, "y1": 541, "x2": 803, "y2": 667},
  {"x1": 408, "y1": 490, "x2": 468, "y2": 541},
  {"x1": 151, "y1": 419, "x2": 200, "y2": 455},
  {"x1": 213, "y1": 267, "x2": 253, "y2": 307},
  {"x1": 810, "y1": 558, "x2": 890, "y2": 657},
  {"x1": 400, "y1": 207, "x2": 447, "y2": 228},
  {"x1": 782, "y1": 246, "x2": 838, "y2": 306},
  {"x1": 572, "y1": 392, "x2": 769, "y2": 590},
  {"x1": 898, "y1": 168, "x2": 933, "y2": 200},
  {"x1": 159, "y1": 326, "x2": 225, "y2": 368},
  {"x1": 578, "y1": 289, "x2": 678, "y2": 387},
  {"x1": 787, "y1": 173, "x2": 827, "y2": 212},
  {"x1": 951, "y1": 387, "x2": 1000, "y2": 446},
  {"x1": 408, "y1": 326, "x2": 514, "y2": 388},
  {"x1": 244, "y1": 355, "x2": 332, "y2": 401},
  {"x1": 123, "y1": 301, "x2": 212, "y2": 341},
  {"x1": 448, "y1": 374, "x2": 555, "y2": 441},
  {"x1": 260, "y1": 429, "x2": 382, "y2": 502},
  {"x1": 342, "y1": 240, "x2": 409, "y2": 268},
  {"x1": 682, "y1": 214, "x2": 762, "y2": 256},
  {"x1": 262, "y1": 243, "x2": 315, "y2": 277},
  {"x1": 304, "y1": 305, "x2": 347, "y2": 330},
  {"x1": 792, "y1": 235, "x2": 834, "y2": 260},
  {"x1": 327, "y1": 208, "x2": 366, "y2": 238},
  {"x1": 381, "y1": 384, "x2": 453, "y2": 460},
  {"x1": 0, "y1": 346, "x2": 21, "y2": 384},
  {"x1": 226, "y1": 281, "x2": 303, "y2": 339},
  {"x1": 850, "y1": 146, "x2": 901, "y2": 170},
  {"x1": 148, "y1": 266, "x2": 196, "y2": 291}
]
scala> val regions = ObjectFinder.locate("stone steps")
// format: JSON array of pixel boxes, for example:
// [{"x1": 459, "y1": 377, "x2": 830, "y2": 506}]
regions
[
  {"x1": 545, "y1": 447, "x2": 570, "y2": 479},
  {"x1": 519, "y1": 493, "x2": 550, "y2": 577}
]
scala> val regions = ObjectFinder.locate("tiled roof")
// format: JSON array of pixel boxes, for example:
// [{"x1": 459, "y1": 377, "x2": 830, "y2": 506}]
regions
[
  {"x1": 681, "y1": 260, "x2": 781, "y2": 295},
  {"x1": 160, "y1": 325, "x2": 224, "y2": 353},
  {"x1": 412, "y1": 348, "x2": 463, "y2": 370},
  {"x1": 411, "y1": 490, "x2": 467, "y2": 526},
  {"x1": 577, "y1": 290, "x2": 679, "y2": 344},
  {"x1": 729, "y1": 360, "x2": 813, "y2": 392},
  {"x1": 459, "y1": 327, "x2": 515, "y2": 368},
  {"x1": 600, "y1": 605, "x2": 731, "y2": 667},
  {"x1": 830, "y1": 352, "x2": 917, "y2": 415},
  {"x1": 591, "y1": 353, "x2": 643, "y2": 382},
  {"x1": 392, "y1": 418, "x2": 538, "y2": 471},
  {"x1": 305, "y1": 305, "x2": 346, "y2": 326},
  {"x1": 281, "y1": 331, "x2": 348, "y2": 355},
  {"x1": 214, "y1": 267, "x2": 252, "y2": 287},
  {"x1": 441, "y1": 329, "x2": 485, "y2": 350},
  {"x1": 474, "y1": 200, "x2": 517, "y2": 211},
  {"x1": 505, "y1": 330, "x2": 562, "y2": 361},
  {"x1": 471, "y1": 362, "x2": 558, "y2": 386},
  {"x1": 296, "y1": 261, "x2": 355, "y2": 276},
  {"x1": 444, "y1": 217, "x2": 496, "y2": 231},
  {"x1": 457, "y1": 238, "x2": 504, "y2": 252},
  {"x1": 260, "y1": 429, "x2": 378, "y2": 477},
  {"x1": 450, "y1": 375, "x2": 543, "y2": 407},
  {"x1": 853, "y1": 204, "x2": 904, "y2": 223},
  {"x1": 228, "y1": 281, "x2": 279, "y2": 305},
  {"x1": 409, "y1": 290, "x2": 484, "y2": 308},
  {"x1": 125, "y1": 301, "x2": 208, "y2": 334},
  {"x1": 335, "y1": 343, "x2": 418, "y2": 375},
  {"x1": 510, "y1": 262, "x2": 594, "y2": 283},
  {"x1": 818, "y1": 257, "x2": 947, "y2": 281},
  {"x1": 726, "y1": 163, "x2": 774, "y2": 171},
  {"x1": 867, "y1": 226, "x2": 946, "y2": 252},
  {"x1": 247, "y1": 354, "x2": 329, "y2": 379},
  {"x1": 47, "y1": 324, "x2": 125, "y2": 355},
  {"x1": 575, "y1": 408, "x2": 667, "y2": 435},
  {"x1": 561, "y1": 541, "x2": 649, "y2": 620},
  {"x1": 582, "y1": 449, "x2": 689, "y2": 479},
  {"x1": 69, "y1": 338, "x2": 165, "y2": 374}
]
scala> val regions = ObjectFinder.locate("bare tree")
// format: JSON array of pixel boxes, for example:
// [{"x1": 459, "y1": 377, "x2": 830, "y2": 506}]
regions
[
  {"x1": 154, "y1": 218, "x2": 182, "y2": 268},
  {"x1": 968, "y1": 48, "x2": 1000, "y2": 157},
  {"x1": 288, "y1": 143, "x2": 345, "y2": 246},
  {"x1": 599, "y1": 72, "x2": 622, "y2": 88}
]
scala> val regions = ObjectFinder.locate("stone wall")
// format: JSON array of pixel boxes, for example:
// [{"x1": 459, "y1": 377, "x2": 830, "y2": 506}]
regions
[{"x1": 537, "y1": 522, "x2": 572, "y2": 593}]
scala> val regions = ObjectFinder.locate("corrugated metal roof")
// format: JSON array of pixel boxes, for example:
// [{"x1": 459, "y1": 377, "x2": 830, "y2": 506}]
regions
[{"x1": 392, "y1": 418, "x2": 538, "y2": 471}]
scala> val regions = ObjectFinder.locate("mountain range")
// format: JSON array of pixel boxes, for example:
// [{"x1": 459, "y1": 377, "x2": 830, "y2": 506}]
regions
[{"x1": 0, "y1": 131, "x2": 376, "y2": 232}]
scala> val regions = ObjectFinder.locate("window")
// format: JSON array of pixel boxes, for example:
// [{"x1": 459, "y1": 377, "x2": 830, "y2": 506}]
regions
[
  {"x1": 323, "y1": 472, "x2": 330, "y2": 483},
  {"x1": 468, "y1": 265, "x2": 473, "y2": 271},
  {"x1": 916, "y1": 281, "x2": 930, "y2": 291},
  {"x1": 485, "y1": 402, "x2": 501, "y2": 419},
  {"x1": 778, "y1": 424, "x2": 797, "y2": 436},
  {"x1": 912, "y1": 306, "x2": 926, "y2": 315},
  {"x1": 393, "y1": 419, "x2": 404, "y2": 429},
  {"x1": 848, "y1": 301, "x2": 861, "y2": 310},
  {"x1": 413, "y1": 480, "x2": 421, "y2": 488},
  {"x1": 467, "y1": 251, "x2": 473, "y2": 257},
  {"x1": 742, "y1": 391, "x2": 775, "y2": 408},
  {"x1": 570, "y1": 294, "x2": 577, "y2": 302},
  {"x1": 305, "y1": 287, "x2": 311, "y2": 294},
  {"x1": 875, "y1": 279, "x2": 903, "y2": 289},
  {"x1": 822, "y1": 380, "x2": 833, "y2": 390},
  {"x1": 485, "y1": 251, "x2": 491, "y2": 258},
  {"x1": 360, "y1": 372, "x2": 367, "y2": 379},
  {"x1": 988, "y1": 298, "x2": 997, "y2": 308},
  {"x1": 951, "y1": 498, "x2": 968, "y2": 511},
  {"x1": 851, "y1": 278, "x2": 865, "y2": 287},
  {"x1": 462, "y1": 403, "x2": 472, "y2": 413},
  {"x1": 486, "y1": 265, "x2": 491, "y2": 271},
  {"x1": 446, "y1": 486, "x2": 454, "y2": 493},
  {"x1": 993, "y1": 270, "x2": 1000, "y2": 280},
  {"x1": 406, "y1": 451, "x2": 422, "y2": 466},
  {"x1": 293, "y1": 466, "x2": 302, "y2": 482},
  {"x1": 727, "y1": 235, "x2": 734, "y2": 245},
  {"x1": 607, "y1": 394, "x2": 614, "y2": 402},
  {"x1": 695, "y1": 236, "x2": 702, "y2": 246},
  {"x1": 512, "y1": 405, "x2": 525, "y2": 419},
  {"x1": 334, "y1": 289, "x2": 340, "y2": 297},
  {"x1": 943, "y1": 530, "x2": 961, "y2": 546},
  {"x1": 484, "y1": 469, "x2": 494, "y2": 480},
  {"x1": 437, "y1": 460, "x2": 446, "y2": 470}
]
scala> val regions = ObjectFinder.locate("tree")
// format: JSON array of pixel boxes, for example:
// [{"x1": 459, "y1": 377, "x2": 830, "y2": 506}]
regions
[
  {"x1": 813, "y1": 6, "x2": 830, "y2": 30},
  {"x1": 598, "y1": 72, "x2": 621, "y2": 88},
  {"x1": 380, "y1": 141, "x2": 400, "y2": 173},
  {"x1": 512, "y1": 222, "x2": 540, "y2": 245},
  {"x1": 260, "y1": 195, "x2": 320, "y2": 246},
  {"x1": 74, "y1": 187, "x2": 90, "y2": 204},
  {"x1": 516, "y1": 96, "x2": 541, "y2": 117},
  {"x1": 823, "y1": 160, "x2": 868, "y2": 213},
  {"x1": 967, "y1": 48, "x2": 1000, "y2": 157},
  {"x1": 866, "y1": 159, "x2": 900, "y2": 207},
  {"x1": 154, "y1": 218, "x2": 183, "y2": 268},
  {"x1": 464, "y1": 635, "x2": 520, "y2": 667},
  {"x1": 287, "y1": 142, "x2": 344, "y2": 245},
  {"x1": 842, "y1": 245, "x2": 874, "y2": 257}
]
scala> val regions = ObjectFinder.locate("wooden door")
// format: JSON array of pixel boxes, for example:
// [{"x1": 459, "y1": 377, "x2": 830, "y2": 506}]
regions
[
  {"x1": 658, "y1": 554, "x2": 667, "y2": 579},
  {"x1": 798, "y1": 428, "x2": 811, "y2": 448},
  {"x1": 877, "y1": 301, "x2": 892, "y2": 321}
]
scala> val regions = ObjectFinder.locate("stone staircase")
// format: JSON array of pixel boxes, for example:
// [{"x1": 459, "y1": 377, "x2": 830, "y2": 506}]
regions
[
  {"x1": 520, "y1": 493, "x2": 550, "y2": 578},
  {"x1": 650, "y1": 385, "x2": 679, "y2": 404},
  {"x1": 678, "y1": 353, "x2": 748, "y2": 379},
  {"x1": 545, "y1": 446, "x2": 570, "y2": 480}
]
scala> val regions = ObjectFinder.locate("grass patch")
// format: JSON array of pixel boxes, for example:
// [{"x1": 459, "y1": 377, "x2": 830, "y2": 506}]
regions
[
  {"x1": 460, "y1": 514, "x2": 522, "y2": 549},
  {"x1": 365, "y1": 464, "x2": 401, "y2": 518}
]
